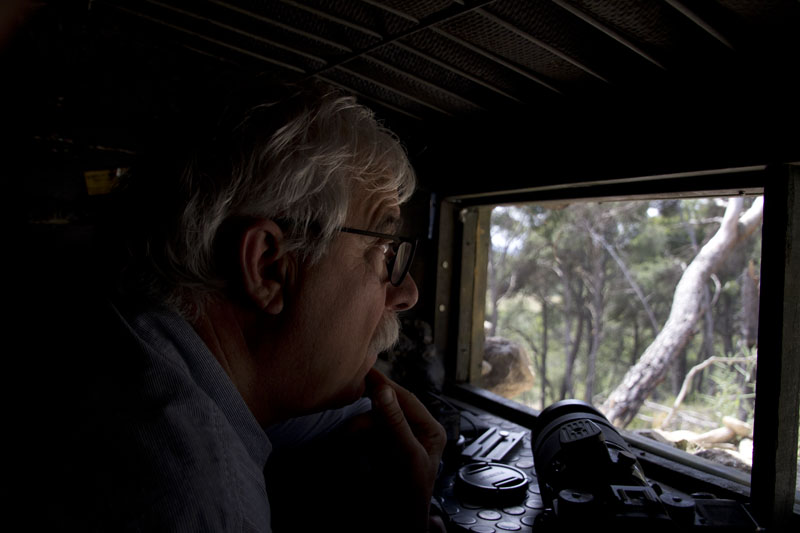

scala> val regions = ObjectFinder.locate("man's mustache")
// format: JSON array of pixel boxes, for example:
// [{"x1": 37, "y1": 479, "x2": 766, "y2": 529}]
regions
[{"x1": 369, "y1": 313, "x2": 400, "y2": 355}]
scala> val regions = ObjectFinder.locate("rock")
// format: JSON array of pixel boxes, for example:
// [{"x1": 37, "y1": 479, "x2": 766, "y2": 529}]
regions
[
  {"x1": 722, "y1": 416, "x2": 752, "y2": 438},
  {"x1": 636, "y1": 428, "x2": 672, "y2": 445},
  {"x1": 654, "y1": 429, "x2": 701, "y2": 444},
  {"x1": 639, "y1": 429, "x2": 692, "y2": 450},
  {"x1": 481, "y1": 337, "x2": 535, "y2": 399},
  {"x1": 693, "y1": 427, "x2": 736, "y2": 445},
  {"x1": 694, "y1": 448, "x2": 752, "y2": 474},
  {"x1": 653, "y1": 426, "x2": 737, "y2": 447},
  {"x1": 738, "y1": 438, "x2": 753, "y2": 466}
]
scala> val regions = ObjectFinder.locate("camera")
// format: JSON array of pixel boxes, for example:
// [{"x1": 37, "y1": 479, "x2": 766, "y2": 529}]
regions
[{"x1": 530, "y1": 399, "x2": 759, "y2": 531}]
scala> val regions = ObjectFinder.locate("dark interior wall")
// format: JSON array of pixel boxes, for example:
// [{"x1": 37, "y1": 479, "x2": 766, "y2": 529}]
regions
[
  {"x1": 3, "y1": 3, "x2": 438, "y2": 326},
  {"x1": 415, "y1": 73, "x2": 800, "y2": 199},
  {"x1": 6, "y1": 3, "x2": 241, "y2": 222},
  {"x1": 4, "y1": 3, "x2": 425, "y2": 227}
]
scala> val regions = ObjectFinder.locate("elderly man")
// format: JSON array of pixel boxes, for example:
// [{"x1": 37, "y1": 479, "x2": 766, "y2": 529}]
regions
[{"x1": 42, "y1": 82, "x2": 445, "y2": 532}]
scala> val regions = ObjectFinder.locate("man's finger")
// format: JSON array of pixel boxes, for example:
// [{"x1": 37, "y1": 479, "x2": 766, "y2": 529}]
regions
[
  {"x1": 372, "y1": 384, "x2": 422, "y2": 450},
  {"x1": 367, "y1": 369, "x2": 446, "y2": 459},
  {"x1": 391, "y1": 386, "x2": 446, "y2": 458}
]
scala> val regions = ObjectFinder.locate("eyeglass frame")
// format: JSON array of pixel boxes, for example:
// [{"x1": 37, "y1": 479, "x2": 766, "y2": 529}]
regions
[{"x1": 339, "y1": 227, "x2": 417, "y2": 287}]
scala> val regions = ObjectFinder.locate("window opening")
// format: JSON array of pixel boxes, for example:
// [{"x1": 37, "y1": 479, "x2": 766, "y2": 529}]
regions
[{"x1": 479, "y1": 195, "x2": 765, "y2": 482}]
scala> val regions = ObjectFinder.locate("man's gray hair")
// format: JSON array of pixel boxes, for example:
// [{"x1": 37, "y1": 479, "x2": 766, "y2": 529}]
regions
[{"x1": 111, "y1": 82, "x2": 416, "y2": 316}]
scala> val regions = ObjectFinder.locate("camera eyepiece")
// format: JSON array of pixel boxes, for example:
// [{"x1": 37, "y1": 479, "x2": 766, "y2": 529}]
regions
[{"x1": 530, "y1": 400, "x2": 668, "y2": 527}]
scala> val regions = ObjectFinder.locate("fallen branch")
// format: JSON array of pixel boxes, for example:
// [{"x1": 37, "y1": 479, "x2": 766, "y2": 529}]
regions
[
  {"x1": 643, "y1": 399, "x2": 717, "y2": 429},
  {"x1": 660, "y1": 354, "x2": 757, "y2": 429}
]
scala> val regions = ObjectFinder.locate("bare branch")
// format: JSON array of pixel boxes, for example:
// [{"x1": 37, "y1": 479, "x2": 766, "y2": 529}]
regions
[
  {"x1": 661, "y1": 354, "x2": 757, "y2": 429},
  {"x1": 588, "y1": 227, "x2": 660, "y2": 334}
]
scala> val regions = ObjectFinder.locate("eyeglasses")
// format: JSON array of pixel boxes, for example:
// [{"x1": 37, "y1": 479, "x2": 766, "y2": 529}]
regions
[{"x1": 339, "y1": 227, "x2": 417, "y2": 287}]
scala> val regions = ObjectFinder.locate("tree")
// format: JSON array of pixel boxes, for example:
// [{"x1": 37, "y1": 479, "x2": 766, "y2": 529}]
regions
[
  {"x1": 583, "y1": 229, "x2": 609, "y2": 402},
  {"x1": 558, "y1": 272, "x2": 584, "y2": 400},
  {"x1": 487, "y1": 206, "x2": 554, "y2": 405},
  {"x1": 602, "y1": 198, "x2": 764, "y2": 427},
  {"x1": 486, "y1": 208, "x2": 524, "y2": 338}
]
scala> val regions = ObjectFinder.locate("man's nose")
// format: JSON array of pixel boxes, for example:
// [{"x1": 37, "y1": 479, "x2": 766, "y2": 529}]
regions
[{"x1": 387, "y1": 273, "x2": 418, "y2": 311}]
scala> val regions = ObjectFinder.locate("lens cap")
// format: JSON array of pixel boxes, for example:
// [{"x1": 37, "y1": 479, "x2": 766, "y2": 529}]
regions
[{"x1": 456, "y1": 462, "x2": 529, "y2": 506}]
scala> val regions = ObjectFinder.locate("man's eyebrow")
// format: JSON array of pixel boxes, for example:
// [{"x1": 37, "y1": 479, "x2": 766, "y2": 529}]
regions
[{"x1": 375, "y1": 214, "x2": 402, "y2": 234}]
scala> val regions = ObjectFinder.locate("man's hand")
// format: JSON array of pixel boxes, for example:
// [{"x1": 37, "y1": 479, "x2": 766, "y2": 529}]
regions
[
  {"x1": 364, "y1": 368, "x2": 447, "y2": 531},
  {"x1": 265, "y1": 369, "x2": 447, "y2": 532}
]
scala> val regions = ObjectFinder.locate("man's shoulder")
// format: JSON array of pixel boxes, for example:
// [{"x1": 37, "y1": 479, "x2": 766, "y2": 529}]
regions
[{"x1": 35, "y1": 302, "x2": 272, "y2": 531}]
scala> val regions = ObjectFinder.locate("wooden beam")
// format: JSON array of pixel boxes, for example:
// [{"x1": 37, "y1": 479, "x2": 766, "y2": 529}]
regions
[
  {"x1": 390, "y1": 41, "x2": 522, "y2": 103},
  {"x1": 308, "y1": 0, "x2": 499, "y2": 78},
  {"x1": 549, "y1": 0, "x2": 666, "y2": 70},
  {"x1": 457, "y1": 207, "x2": 479, "y2": 383},
  {"x1": 279, "y1": 0, "x2": 383, "y2": 39},
  {"x1": 209, "y1": 0, "x2": 353, "y2": 52},
  {"x1": 431, "y1": 27, "x2": 562, "y2": 95},
  {"x1": 105, "y1": 3, "x2": 305, "y2": 73},
  {"x1": 661, "y1": 0, "x2": 734, "y2": 50},
  {"x1": 356, "y1": 0, "x2": 419, "y2": 24},
  {"x1": 456, "y1": 206, "x2": 491, "y2": 384},
  {"x1": 361, "y1": 55, "x2": 484, "y2": 110},
  {"x1": 471, "y1": 207, "x2": 491, "y2": 384},
  {"x1": 476, "y1": 7, "x2": 610, "y2": 83},
  {"x1": 143, "y1": 0, "x2": 327, "y2": 64},
  {"x1": 751, "y1": 164, "x2": 800, "y2": 529},
  {"x1": 335, "y1": 65, "x2": 454, "y2": 116},
  {"x1": 435, "y1": 200, "x2": 458, "y2": 380}
]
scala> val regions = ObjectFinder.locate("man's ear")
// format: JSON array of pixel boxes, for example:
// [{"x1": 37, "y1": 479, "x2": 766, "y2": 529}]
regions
[{"x1": 239, "y1": 219, "x2": 291, "y2": 314}]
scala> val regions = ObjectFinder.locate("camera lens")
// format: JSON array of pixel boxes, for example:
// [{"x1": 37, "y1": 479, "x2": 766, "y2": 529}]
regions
[{"x1": 530, "y1": 400, "x2": 650, "y2": 517}]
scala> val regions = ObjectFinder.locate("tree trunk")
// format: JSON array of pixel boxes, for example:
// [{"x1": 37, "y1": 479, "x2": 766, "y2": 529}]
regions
[
  {"x1": 741, "y1": 260, "x2": 760, "y2": 349},
  {"x1": 589, "y1": 227, "x2": 659, "y2": 336},
  {"x1": 738, "y1": 260, "x2": 760, "y2": 420},
  {"x1": 695, "y1": 285, "x2": 715, "y2": 394},
  {"x1": 585, "y1": 318, "x2": 600, "y2": 402},
  {"x1": 487, "y1": 249, "x2": 498, "y2": 338},
  {"x1": 602, "y1": 198, "x2": 763, "y2": 427},
  {"x1": 487, "y1": 238, "x2": 516, "y2": 338},
  {"x1": 560, "y1": 270, "x2": 574, "y2": 397},
  {"x1": 540, "y1": 296, "x2": 548, "y2": 407},
  {"x1": 682, "y1": 202, "x2": 716, "y2": 395},
  {"x1": 720, "y1": 293, "x2": 736, "y2": 356},
  {"x1": 672, "y1": 345, "x2": 687, "y2": 397},
  {"x1": 560, "y1": 279, "x2": 584, "y2": 400},
  {"x1": 584, "y1": 243, "x2": 607, "y2": 403}
]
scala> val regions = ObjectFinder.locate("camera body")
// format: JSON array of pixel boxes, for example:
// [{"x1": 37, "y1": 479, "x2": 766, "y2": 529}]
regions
[{"x1": 530, "y1": 400, "x2": 758, "y2": 532}]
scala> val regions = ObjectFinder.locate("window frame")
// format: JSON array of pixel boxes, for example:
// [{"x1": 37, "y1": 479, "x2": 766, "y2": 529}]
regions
[{"x1": 433, "y1": 164, "x2": 800, "y2": 529}]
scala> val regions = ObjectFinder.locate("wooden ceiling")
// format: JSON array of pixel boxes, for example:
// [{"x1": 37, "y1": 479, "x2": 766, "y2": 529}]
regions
[{"x1": 6, "y1": 0, "x2": 800, "y2": 197}]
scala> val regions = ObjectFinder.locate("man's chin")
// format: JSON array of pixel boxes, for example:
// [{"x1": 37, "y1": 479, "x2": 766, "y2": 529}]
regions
[
  {"x1": 352, "y1": 357, "x2": 375, "y2": 400},
  {"x1": 315, "y1": 355, "x2": 378, "y2": 410},
  {"x1": 324, "y1": 381, "x2": 367, "y2": 409}
]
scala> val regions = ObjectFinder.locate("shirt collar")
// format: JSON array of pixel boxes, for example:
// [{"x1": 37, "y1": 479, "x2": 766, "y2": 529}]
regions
[{"x1": 124, "y1": 305, "x2": 273, "y2": 469}]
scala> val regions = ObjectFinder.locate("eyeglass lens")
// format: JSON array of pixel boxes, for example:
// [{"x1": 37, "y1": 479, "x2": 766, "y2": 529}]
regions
[{"x1": 391, "y1": 241, "x2": 413, "y2": 285}]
